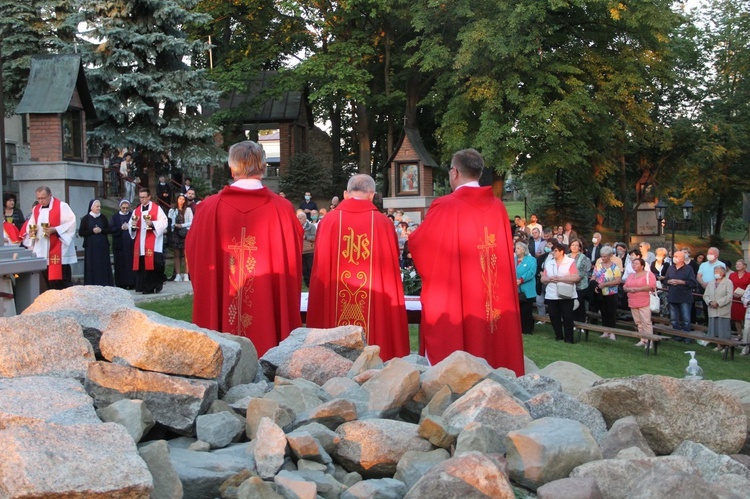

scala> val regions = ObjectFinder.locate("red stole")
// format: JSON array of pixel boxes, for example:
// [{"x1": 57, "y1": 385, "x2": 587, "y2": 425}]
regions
[
  {"x1": 33, "y1": 200, "x2": 63, "y2": 280},
  {"x1": 132, "y1": 203, "x2": 159, "y2": 270},
  {"x1": 3, "y1": 222, "x2": 21, "y2": 244}
]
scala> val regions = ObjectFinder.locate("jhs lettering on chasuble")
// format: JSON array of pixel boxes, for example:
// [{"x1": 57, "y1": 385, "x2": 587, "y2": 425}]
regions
[
  {"x1": 228, "y1": 228, "x2": 258, "y2": 335},
  {"x1": 337, "y1": 224, "x2": 374, "y2": 332},
  {"x1": 478, "y1": 227, "x2": 501, "y2": 333}
]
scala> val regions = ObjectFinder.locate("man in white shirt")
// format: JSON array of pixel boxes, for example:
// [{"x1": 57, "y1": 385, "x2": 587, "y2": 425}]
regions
[{"x1": 130, "y1": 188, "x2": 168, "y2": 294}]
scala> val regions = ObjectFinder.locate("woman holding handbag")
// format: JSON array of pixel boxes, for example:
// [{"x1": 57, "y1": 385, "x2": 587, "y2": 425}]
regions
[
  {"x1": 623, "y1": 257, "x2": 657, "y2": 347},
  {"x1": 515, "y1": 242, "x2": 537, "y2": 335},
  {"x1": 541, "y1": 241, "x2": 580, "y2": 343}
]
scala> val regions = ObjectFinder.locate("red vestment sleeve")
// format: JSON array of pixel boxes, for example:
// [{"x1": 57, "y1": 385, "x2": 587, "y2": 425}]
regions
[
  {"x1": 307, "y1": 199, "x2": 409, "y2": 361},
  {"x1": 409, "y1": 187, "x2": 525, "y2": 375},
  {"x1": 186, "y1": 186, "x2": 303, "y2": 356}
]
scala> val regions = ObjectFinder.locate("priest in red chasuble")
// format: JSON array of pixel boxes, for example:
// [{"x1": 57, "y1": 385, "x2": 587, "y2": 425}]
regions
[
  {"x1": 307, "y1": 174, "x2": 410, "y2": 361},
  {"x1": 130, "y1": 188, "x2": 168, "y2": 295},
  {"x1": 186, "y1": 141, "x2": 303, "y2": 356},
  {"x1": 409, "y1": 149, "x2": 525, "y2": 375}
]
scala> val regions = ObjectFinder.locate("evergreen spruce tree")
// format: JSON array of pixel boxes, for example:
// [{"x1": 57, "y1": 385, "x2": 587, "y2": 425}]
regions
[
  {"x1": 70, "y1": 0, "x2": 222, "y2": 173},
  {"x1": 0, "y1": 1, "x2": 43, "y2": 113}
]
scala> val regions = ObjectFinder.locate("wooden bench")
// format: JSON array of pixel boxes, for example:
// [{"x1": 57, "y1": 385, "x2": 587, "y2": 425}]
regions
[
  {"x1": 532, "y1": 314, "x2": 668, "y2": 357},
  {"x1": 650, "y1": 314, "x2": 710, "y2": 333},
  {"x1": 649, "y1": 323, "x2": 745, "y2": 360}
]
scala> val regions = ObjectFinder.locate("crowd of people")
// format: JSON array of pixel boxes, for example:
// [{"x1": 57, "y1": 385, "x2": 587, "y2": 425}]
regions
[{"x1": 511, "y1": 216, "x2": 750, "y2": 354}]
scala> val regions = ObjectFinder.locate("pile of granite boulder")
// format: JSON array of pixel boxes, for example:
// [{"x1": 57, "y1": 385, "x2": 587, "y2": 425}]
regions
[{"x1": 0, "y1": 286, "x2": 749, "y2": 498}]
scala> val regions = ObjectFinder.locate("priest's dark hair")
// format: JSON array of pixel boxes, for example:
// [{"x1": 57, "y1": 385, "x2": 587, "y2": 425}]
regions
[
  {"x1": 347, "y1": 174, "x2": 376, "y2": 193},
  {"x1": 451, "y1": 149, "x2": 483, "y2": 179},
  {"x1": 228, "y1": 140, "x2": 267, "y2": 178}
]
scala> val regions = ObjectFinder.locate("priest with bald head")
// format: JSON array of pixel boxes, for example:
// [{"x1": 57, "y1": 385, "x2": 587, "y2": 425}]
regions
[
  {"x1": 307, "y1": 174, "x2": 410, "y2": 361},
  {"x1": 409, "y1": 149, "x2": 525, "y2": 375}
]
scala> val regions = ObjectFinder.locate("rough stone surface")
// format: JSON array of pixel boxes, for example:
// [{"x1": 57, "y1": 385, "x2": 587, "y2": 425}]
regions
[
  {"x1": 506, "y1": 417, "x2": 602, "y2": 490},
  {"x1": 340, "y1": 478, "x2": 406, "y2": 499},
  {"x1": 138, "y1": 440, "x2": 183, "y2": 499},
  {"x1": 188, "y1": 440, "x2": 211, "y2": 452},
  {"x1": 277, "y1": 346, "x2": 354, "y2": 386},
  {"x1": 0, "y1": 422, "x2": 153, "y2": 498},
  {"x1": 524, "y1": 356, "x2": 539, "y2": 374},
  {"x1": 538, "y1": 360, "x2": 602, "y2": 396},
  {"x1": 96, "y1": 398, "x2": 155, "y2": 443},
  {"x1": 616, "y1": 447, "x2": 652, "y2": 460},
  {"x1": 393, "y1": 449, "x2": 450, "y2": 492},
  {"x1": 245, "y1": 398, "x2": 296, "y2": 439},
  {"x1": 264, "y1": 382, "x2": 324, "y2": 416},
  {"x1": 525, "y1": 390, "x2": 608, "y2": 441},
  {"x1": 219, "y1": 332, "x2": 259, "y2": 388},
  {"x1": 321, "y1": 377, "x2": 360, "y2": 399},
  {"x1": 570, "y1": 455, "x2": 700, "y2": 499},
  {"x1": 169, "y1": 445, "x2": 252, "y2": 499},
  {"x1": 716, "y1": 379, "x2": 750, "y2": 455},
  {"x1": 627, "y1": 470, "x2": 745, "y2": 499},
  {"x1": 274, "y1": 472, "x2": 316, "y2": 498},
  {"x1": 348, "y1": 345, "x2": 384, "y2": 377},
  {"x1": 420, "y1": 351, "x2": 492, "y2": 400},
  {"x1": 442, "y1": 379, "x2": 532, "y2": 434},
  {"x1": 599, "y1": 416, "x2": 655, "y2": 459},
  {"x1": 455, "y1": 421, "x2": 506, "y2": 455},
  {"x1": 404, "y1": 452, "x2": 514, "y2": 499},
  {"x1": 0, "y1": 376, "x2": 100, "y2": 428},
  {"x1": 85, "y1": 361, "x2": 218, "y2": 435},
  {"x1": 0, "y1": 315, "x2": 94, "y2": 380},
  {"x1": 298, "y1": 398, "x2": 358, "y2": 430},
  {"x1": 224, "y1": 382, "x2": 270, "y2": 404},
  {"x1": 418, "y1": 415, "x2": 457, "y2": 449},
  {"x1": 286, "y1": 430, "x2": 332, "y2": 464},
  {"x1": 277, "y1": 470, "x2": 346, "y2": 499},
  {"x1": 335, "y1": 419, "x2": 434, "y2": 478},
  {"x1": 100, "y1": 308, "x2": 224, "y2": 379},
  {"x1": 672, "y1": 440, "x2": 750, "y2": 482},
  {"x1": 516, "y1": 373, "x2": 562, "y2": 397},
  {"x1": 420, "y1": 384, "x2": 456, "y2": 420},
  {"x1": 237, "y1": 476, "x2": 283, "y2": 499},
  {"x1": 294, "y1": 423, "x2": 341, "y2": 454},
  {"x1": 536, "y1": 477, "x2": 602, "y2": 499},
  {"x1": 206, "y1": 399, "x2": 246, "y2": 428},
  {"x1": 254, "y1": 418, "x2": 289, "y2": 479},
  {"x1": 360, "y1": 358, "x2": 420, "y2": 415},
  {"x1": 196, "y1": 411, "x2": 244, "y2": 449},
  {"x1": 261, "y1": 326, "x2": 365, "y2": 379},
  {"x1": 579, "y1": 375, "x2": 747, "y2": 454}
]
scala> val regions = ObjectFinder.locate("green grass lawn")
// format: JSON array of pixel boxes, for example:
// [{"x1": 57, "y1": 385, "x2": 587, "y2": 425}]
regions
[{"x1": 137, "y1": 296, "x2": 750, "y2": 382}]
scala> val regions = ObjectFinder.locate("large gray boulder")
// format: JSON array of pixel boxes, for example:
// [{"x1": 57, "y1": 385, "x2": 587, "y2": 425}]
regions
[
  {"x1": 348, "y1": 345, "x2": 384, "y2": 377},
  {"x1": 21, "y1": 285, "x2": 134, "y2": 329},
  {"x1": 715, "y1": 379, "x2": 750, "y2": 455},
  {"x1": 538, "y1": 361, "x2": 602, "y2": 396},
  {"x1": 254, "y1": 418, "x2": 289, "y2": 479},
  {"x1": 441, "y1": 379, "x2": 532, "y2": 434},
  {"x1": 394, "y1": 449, "x2": 450, "y2": 492},
  {"x1": 276, "y1": 346, "x2": 354, "y2": 386},
  {"x1": 297, "y1": 398, "x2": 358, "y2": 430},
  {"x1": 218, "y1": 332, "x2": 259, "y2": 387},
  {"x1": 404, "y1": 452, "x2": 514, "y2": 499},
  {"x1": 334, "y1": 419, "x2": 434, "y2": 478},
  {"x1": 359, "y1": 358, "x2": 421, "y2": 417},
  {"x1": 96, "y1": 399, "x2": 155, "y2": 443},
  {"x1": 536, "y1": 477, "x2": 602, "y2": 499},
  {"x1": 420, "y1": 351, "x2": 493, "y2": 401},
  {"x1": 341, "y1": 478, "x2": 406, "y2": 499},
  {"x1": 598, "y1": 416, "x2": 655, "y2": 459},
  {"x1": 0, "y1": 422, "x2": 153, "y2": 498},
  {"x1": 169, "y1": 444, "x2": 252, "y2": 499},
  {"x1": 570, "y1": 455, "x2": 700, "y2": 499},
  {"x1": 525, "y1": 391, "x2": 608, "y2": 441},
  {"x1": 245, "y1": 398, "x2": 296, "y2": 439},
  {"x1": 455, "y1": 421, "x2": 506, "y2": 455},
  {"x1": 506, "y1": 417, "x2": 602, "y2": 491},
  {"x1": 627, "y1": 471, "x2": 746, "y2": 499},
  {"x1": 196, "y1": 411, "x2": 244, "y2": 449},
  {"x1": 138, "y1": 440, "x2": 183, "y2": 499},
  {"x1": 260, "y1": 325, "x2": 366, "y2": 379},
  {"x1": 579, "y1": 375, "x2": 747, "y2": 454},
  {"x1": 85, "y1": 361, "x2": 218, "y2": 435},
  {"x1": 516, "y1": 373, "x2": 562, "y2": 397},
  {"x1": 100, "y1": 308, "x2": 224, "y2": 379},
  {"x1": 0, "y1": 315, "x2": 94, "y2": 380},
  {"x1": 0, "y1": 376, "x2": 100, "y2": 427},
  {"x1": 672, "y1": 440, "x2": 750, "y2": 483}
]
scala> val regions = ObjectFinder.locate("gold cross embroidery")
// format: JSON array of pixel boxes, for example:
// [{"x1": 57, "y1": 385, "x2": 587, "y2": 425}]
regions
[
  {"x1": 477, "y1": 227, "x2": 500, "y2": 333},
  {"x1": 49, "y1": 255, "x2": 61, "y2": 265},
  {"x1": 227, "y1": 227, "x2": 258, "y2": 334}
]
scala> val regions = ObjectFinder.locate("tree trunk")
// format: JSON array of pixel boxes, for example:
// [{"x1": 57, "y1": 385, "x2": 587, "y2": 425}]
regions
[
  {"x1": 356, "y1": 102, "x2": 371, "y2": 174},
  {"x1": 329, "y1": 102, "x2": 341, "y2": 169},
  {"x1": 714, "y1": 194, "x2": 726, "y2": 236},
  {"x1": 620, "y1": 152, "x2": 630, "y2": 240}
]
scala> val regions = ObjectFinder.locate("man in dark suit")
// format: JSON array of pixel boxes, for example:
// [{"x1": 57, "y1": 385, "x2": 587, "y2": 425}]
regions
[{"x1": 586, "y1": 232, "x2": 603, "y2": 317}]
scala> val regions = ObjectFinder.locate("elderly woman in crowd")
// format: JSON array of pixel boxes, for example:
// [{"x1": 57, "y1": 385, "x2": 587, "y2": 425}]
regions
[
  {"x1": 704, "y1": 265, "x2": 733, "y2": 351},
  {"x1": 568, "y1": 238, "x2": 591, "y2": 325},
  {"x1": 623, "y1": 257, "x2": 657, "y2": 347},
  {"x1": 591, "y1": 245, "x2": 622, "y2": 339},
  {"x1": 515, "y1": 241, "x2": 537, "y2": 335},
  {"x1": 541, "y1": 241, "x2": 580, "y2": 343},
  {"x1": 729, "y1": 259, "x2": 750, "y2": 333},
  {"x1": 79, "y1": 199, "x2": 113, "y2": 286},
  {"x1": 2, "y1": 192, "x2": 24, "y2": 230},
  {"x1": 650, "y1": 247, "x2": 670, "y2": 316}
]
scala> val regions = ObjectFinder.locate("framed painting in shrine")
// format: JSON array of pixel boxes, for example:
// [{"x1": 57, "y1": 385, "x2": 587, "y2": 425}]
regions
[{"x1": 398, "y1": 163, "x2": 419, "y2": 195}]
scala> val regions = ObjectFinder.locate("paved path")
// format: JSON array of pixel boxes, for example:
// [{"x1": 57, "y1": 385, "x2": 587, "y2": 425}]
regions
[{"x1": 129, "y1": 279, "x2": 193, "y2": 304}]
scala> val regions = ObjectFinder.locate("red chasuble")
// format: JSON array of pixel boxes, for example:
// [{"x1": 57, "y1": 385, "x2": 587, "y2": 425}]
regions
[
  {"x1": 409, "y1": 186, "x2": 525, "y2": 375},
  {"x1": 307, "y1": 198, "x2": 410, "y2": 361},
  {"x1": 185, "y1": 186, "x2": 303, "y2": 356}
]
